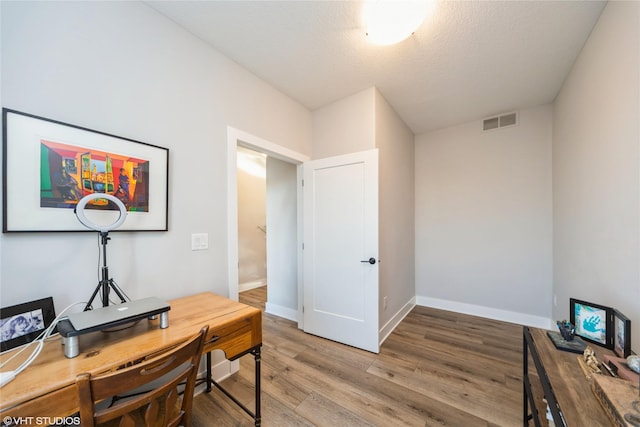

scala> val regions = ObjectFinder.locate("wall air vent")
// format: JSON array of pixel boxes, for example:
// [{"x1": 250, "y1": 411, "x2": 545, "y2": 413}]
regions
[{"x1": 483, "y1": 112, "x2": 518, "y2": 131}]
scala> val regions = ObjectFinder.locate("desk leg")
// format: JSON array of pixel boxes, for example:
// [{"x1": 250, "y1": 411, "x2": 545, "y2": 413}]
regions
[
  {"x1": 252, "y1": 346, "x2": 261, "y2": 427},
  {"x1": 204, "y1": 346, "x2": 261, "y2": 426},
  {"x1": 206, "y1": 351, "x2": 213, "y2": 392},
  {"x1": 523, "y1": 328, "x2": 529, "y2": 426}
]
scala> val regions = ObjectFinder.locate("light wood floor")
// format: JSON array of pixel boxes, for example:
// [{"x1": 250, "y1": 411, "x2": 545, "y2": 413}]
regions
[{"x1": 192, "y1": 287, "x2": 523, "y2": 426}]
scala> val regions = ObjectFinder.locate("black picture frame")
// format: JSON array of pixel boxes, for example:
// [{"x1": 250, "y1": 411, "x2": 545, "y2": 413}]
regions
[
  {"x1": 569, "y1": 298, "x2": 613, "y2": 349},
  {"x1": 2, "y1": 108, "x2": 169, "y2": 232},
  {"x1": 613, "y1": 309, "x2": 631, "y2": 358},
  {"x1": 0, "y1": 297, "x2": 56, "y2": 352}
]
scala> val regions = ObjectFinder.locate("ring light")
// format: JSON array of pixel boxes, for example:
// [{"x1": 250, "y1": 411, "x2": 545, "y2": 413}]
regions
[{"x1": 75, "y1": 193, "x2": 127, "y2": 233}]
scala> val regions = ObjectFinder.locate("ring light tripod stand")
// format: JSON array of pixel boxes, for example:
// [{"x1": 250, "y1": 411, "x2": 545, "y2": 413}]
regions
[{"x1": 75, "y1": 193, "x2": 128, "y2": 311}]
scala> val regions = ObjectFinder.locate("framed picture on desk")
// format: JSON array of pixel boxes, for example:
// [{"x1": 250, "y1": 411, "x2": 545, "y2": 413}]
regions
[
  {"x1": 613, "y1": 309, "x2": 631, "y2": 358},
  {"x1": 0, "y1": 297, "x2": 55, "y2": 352},
  {"x1": 570, "y1": 298, "x2": 613, "y2": 349}
]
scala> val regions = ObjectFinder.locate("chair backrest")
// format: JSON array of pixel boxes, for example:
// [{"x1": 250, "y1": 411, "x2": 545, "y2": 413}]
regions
[{"x1": 76, "y1": 325, "x2": 209, "y2": 427}]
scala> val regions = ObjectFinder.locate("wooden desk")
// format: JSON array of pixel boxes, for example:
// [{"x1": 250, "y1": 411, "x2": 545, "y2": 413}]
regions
[
  {"x1": 523, "y1": 326, "x2": 614, "y2": 426},
  {"x1": 0, "y1": 292, "x2": 262, "y2": 426}
]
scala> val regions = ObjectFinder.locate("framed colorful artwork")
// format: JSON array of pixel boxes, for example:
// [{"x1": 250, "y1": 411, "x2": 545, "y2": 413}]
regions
[{"x1": 2, "y1": 108, "x2": 169, "y2": 232}]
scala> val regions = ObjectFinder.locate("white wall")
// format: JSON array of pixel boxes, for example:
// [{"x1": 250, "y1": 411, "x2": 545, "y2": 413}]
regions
[
  {"x1": 0, "y1": 2, "x2": 312, "y2": 314},
  {"x1": 374, "y1": 89, "x2": 415, "y2": 337},
  {"x1": 0, "y1": 3, "x2": 2, "y2": 286},
  {"x1": 312, "y1": 88, "x2": 376, "y2": 159},
  {"x1": 415, "y1": 105, "x2": 553, "y2": 327},
  {"x1": 265, "y1": 157, "x2": 298, "y2": 320},
  {"x1": 553, "y1": 1, "x2": 640, "y2": 352}
]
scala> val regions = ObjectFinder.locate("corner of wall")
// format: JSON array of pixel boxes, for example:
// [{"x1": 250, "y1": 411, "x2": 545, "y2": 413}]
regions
[{"x1": 311, "y1": 87, "x2": 376, "y2": 159}]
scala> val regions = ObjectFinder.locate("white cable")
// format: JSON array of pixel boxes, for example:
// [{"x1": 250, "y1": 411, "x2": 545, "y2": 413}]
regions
[
  {"x1": 0, "y1": 302, "x2": 86, "y2": 386},
  {"x1": 0, "y1": 325, "x2": 49, "y2": 369},
  {"x1": 14, "y1": 341, "x2": 42, "y2": 376}
]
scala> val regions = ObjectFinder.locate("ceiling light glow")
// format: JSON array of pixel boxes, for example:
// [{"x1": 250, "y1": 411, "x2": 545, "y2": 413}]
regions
[{"x1": 363, "y1": 0, "x2": 432, "y2": 45}]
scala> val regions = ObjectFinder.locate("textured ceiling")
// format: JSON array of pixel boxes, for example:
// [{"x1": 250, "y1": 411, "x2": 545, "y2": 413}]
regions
[{"x1": 145, "y1": 0, "x2": 606, "y2": 135}]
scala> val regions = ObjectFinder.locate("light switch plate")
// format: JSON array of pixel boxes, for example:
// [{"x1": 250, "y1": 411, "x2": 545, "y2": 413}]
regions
[{"x1": 191, "y1": 233, "x2": 208, "y2": 251}]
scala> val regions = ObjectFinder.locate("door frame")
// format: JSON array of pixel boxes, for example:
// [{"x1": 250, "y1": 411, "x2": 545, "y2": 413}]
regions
[{"x1": 226, "y1": 126, "x2": 309, "y2": 326}]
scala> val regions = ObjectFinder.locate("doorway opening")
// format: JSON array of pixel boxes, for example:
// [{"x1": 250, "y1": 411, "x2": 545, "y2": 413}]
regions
[
  {"x1": 237, "y1": 146, "x2": 267, "y2": 294},
  {"x1": 227, "y1": 127, "x2": 309, "y2": 325}
]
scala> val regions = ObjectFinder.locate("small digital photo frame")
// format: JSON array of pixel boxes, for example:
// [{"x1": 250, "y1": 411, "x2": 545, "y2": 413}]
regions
[
  {"x1": 0, "y1": 297, "x2": 56, "y2": 352},
  {"x1": 613, "y1": 309, "x2": 631, "y2": 358},
  {"x1": 570, "y1": 298, "x2": 613, "y2": 349}
]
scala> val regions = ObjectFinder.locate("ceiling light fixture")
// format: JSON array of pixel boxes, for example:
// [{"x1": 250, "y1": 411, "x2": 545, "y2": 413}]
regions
[{"x1": 363, "y1": 0, "x2": 432, "y2": 46}]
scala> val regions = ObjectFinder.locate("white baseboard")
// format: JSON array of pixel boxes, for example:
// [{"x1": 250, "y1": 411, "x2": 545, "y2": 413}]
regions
[
  {"x1": 415, "y1": 295, "x2": 553, "y2": 330},
  {"x1": 265, "y1": 301, "x2": 298, "y2": 322},
  {"x1": 379, "y1": 296, "x2": 416, "y2": 345},
  {"x1": 239, "y1": 280, "x2": 266, "y2": 293}
]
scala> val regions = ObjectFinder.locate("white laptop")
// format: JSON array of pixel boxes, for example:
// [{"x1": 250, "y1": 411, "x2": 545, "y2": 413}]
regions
[{"x1": 66, "y1": 297, "x2": 170, "y2": 332}]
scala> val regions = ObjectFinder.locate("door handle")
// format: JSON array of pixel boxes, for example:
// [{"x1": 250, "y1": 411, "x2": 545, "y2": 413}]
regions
[{"x1": 360, "y1": 258, "x2": 376, "y2": 265}]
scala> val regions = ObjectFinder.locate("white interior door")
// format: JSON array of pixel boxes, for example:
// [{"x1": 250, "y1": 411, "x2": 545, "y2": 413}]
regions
[{"x1": 303, "y1": 149, "x2": 379, "y2": 353}]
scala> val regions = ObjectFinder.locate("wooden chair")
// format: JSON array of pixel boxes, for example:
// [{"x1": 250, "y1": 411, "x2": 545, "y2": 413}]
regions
[{"x1": 76, "y1": 326, "x2": 209, "y2": 427}]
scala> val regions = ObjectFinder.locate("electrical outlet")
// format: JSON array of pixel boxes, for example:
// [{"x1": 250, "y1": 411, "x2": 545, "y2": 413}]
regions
[{"x1": 383, "y1": 296, "x2": 388, "y2": 310}]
